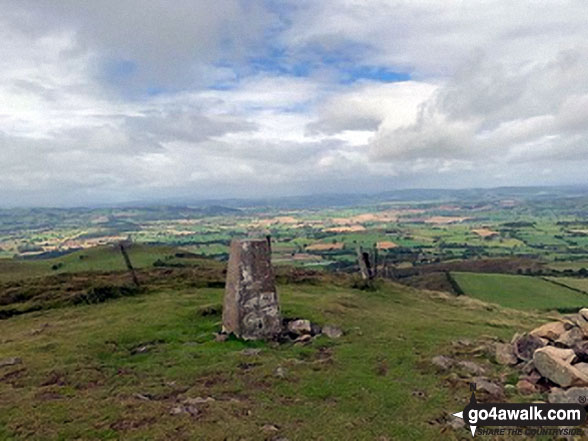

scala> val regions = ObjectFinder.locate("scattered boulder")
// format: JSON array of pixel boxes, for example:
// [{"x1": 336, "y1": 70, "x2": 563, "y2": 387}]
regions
[
  {"x1": 457, "y1": 360, "x2": 486, "y2": 376},
  {"x1": 240, "y1": 348, "x2": 262, "y2": 356},
  {"x1": 548, "y1": 387, "x2": 588, "y2": 404},
  {"x1": 215, "y1": 332, "x2": 228, "y2": 342},
  {"x1": 322, "y1": 325, "x2": 343, "y2": 339},
  {"x1": 555, "y1": 327, "x2": 583, "y2": 348},
  {"x1": 573, "y1": 362, "x2": 588, "y2": 378},
  {"x1": 261, "y1": 424, "x2": 280, "y2": 434},
  {"x1": 580, "y1": 309, "x2": 588, "y2": 321},
  {"x1": 0, "y1": 357, "x2": 21, "y2": 368},
  {"x1": 516, "y1": 379, "x2": 537, "y2": 395},
  {"x1": 573, "y1": 341, "x2": 588, "y2": 361},
  {"x1": 530, "y1": 321, "x2": 568, "y2": 341},
  {"x1": 431, "y1": 355, "x2": 454, "y2": 370},
  {"x1": 533, "y1": 347, "x2": 587, "y2": 387},
  {"x1": 183, "y1": 396, "x2": 215, "y2": 405},
  {"x1": 495, "y1": 343, "x2": 517, "y2": 365},
  {"x1": 513, "y1": 334, "x2": 546, "y2": 361},
  {"x1": 472, "y1": 377, "x2": 503, "y2": 398},
  {"x1": 170, "y1": 404, "x2": 199, "y2": 416},
  {"x1": 294, "y1": 334, "x2": 312, "y2": 344},
  {"x1": 287, "y1": 319, "x2": 312, "y2": 335}
]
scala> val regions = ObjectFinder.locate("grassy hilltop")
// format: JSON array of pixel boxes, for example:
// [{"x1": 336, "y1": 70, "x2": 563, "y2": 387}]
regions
[{"x1": 0, "y1": 245, "x2": 548, "y2": 441}]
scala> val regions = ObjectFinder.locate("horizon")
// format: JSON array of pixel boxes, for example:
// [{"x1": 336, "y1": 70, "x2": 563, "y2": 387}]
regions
[
  {"x1": 1, "y1": 183, "x2": 587, "y2": 210},
  {"x1": 3, "y1": 1, "x2": 588, "y2": 206}
]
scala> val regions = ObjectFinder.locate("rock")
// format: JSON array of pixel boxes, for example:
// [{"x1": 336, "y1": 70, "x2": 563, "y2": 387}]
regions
[
  {"x1": 170, "y1": 405, "x2": 199, "y2": 416},
  {"x1": 431, "y1": 355, "x2": 454, "y2": 370},
  {"x1": 521, "y1": 370, "x2": 542, "y2": 384},
  {"x1": 573, "y1": 362, "x2": 588, "y2": 377},
  {"x1": 516, "y1": 379, "x2": 537, "y2": 395},
  {"x1": 222, "y1": 238, "x2": 281, "y2": 340},
  {"x1": 240, "y1": 348, "x2": 262, "y2": 356},
  {"x1": 183, "y1": 397, "x2": 215, "y2": 405},
  {"x1": 287, "y1": 319, "x2": 312, "y2": 335},
  {"x1": 294, "y1": 334, "x2": 312, "y2": 344},
  {"x1": 555, "y1": 327, "x2": 584, "y2": 348},
  {"x1": 533, "y1": 346, "x2": 588, "y2": 387},
  {"x1": 518, "y1": 360, "x2": 536, "y2": 374},
  {"x1": 310, "y1": 322, "x2": 322, "y2": 336},
  {"x1": 510, "y1": 332, "x2": 522, "y2": 344},
  {"x1": 563, "y1": 314, "x2": 588, "y2": 328},
  {"x1": 472, "y1": 377, "x2": 503, "y2": 398},
  {"x1": 573, "y1": 341, "x2": 588, "y2": 360},
  {"x1": 457, "y1": 360, "x2": 486, "y2": 376},
  {"x1": 274, "y1": 366, "x2": 286, "y2": 378},
  {"x1": 548, "y1": 387, "x2": 588, "y2": 404},
  {"x1": 262, "y1": 424, "x2": 280, "y2": 433},
  {"x1": 513, "y1": 334, "x2": 546, "y2": 361},
  {"x1": 579, "y1": 308, "x2": 588, "y2": 321},
  {"x1": 530, "y1": 321, "x2": 567, "y2": 341},
  {"x1": 322, "y1": 325, "x2": 343, "y2": 339},
  {"x1": 0, "y1": 357, "x2": 22, "y2": 368},
  {"x1": 215, "y1": 332, "x2": 228, "y2": 342},
  {"x1": 447, "y1": 416, "x2": 465, "y2": 430},
  {"x1": 495, "y1": 343, "x2": 517, "y2": 365}
]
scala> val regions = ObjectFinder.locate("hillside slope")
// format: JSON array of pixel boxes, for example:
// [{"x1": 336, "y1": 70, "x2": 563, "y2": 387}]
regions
[{"x1": 0, "y1": 272, "x2": 547, "y2": 440}]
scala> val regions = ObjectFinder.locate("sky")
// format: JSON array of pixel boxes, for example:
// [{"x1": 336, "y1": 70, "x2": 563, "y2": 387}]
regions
[{"x1": 2, "y1": 0, "x2": 588, "y2": 206}]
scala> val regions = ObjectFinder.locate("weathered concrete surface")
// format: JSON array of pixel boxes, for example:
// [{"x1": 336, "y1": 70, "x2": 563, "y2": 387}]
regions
[{"x1": 222, "y1": 238, "x2": 281, "y2": 340}]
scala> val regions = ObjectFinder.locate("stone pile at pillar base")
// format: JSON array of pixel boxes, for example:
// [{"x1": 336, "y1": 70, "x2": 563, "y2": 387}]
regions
[{"x1": 222, "y1": 238, "x2": 282, "y2": 340}]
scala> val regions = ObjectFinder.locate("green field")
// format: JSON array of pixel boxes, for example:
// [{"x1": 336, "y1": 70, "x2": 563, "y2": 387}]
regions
[
  {"x1": 451, "y1": 272, "x2": 588, "y2": 311},
  {"x1": 0, "y1": 245, "x2": 193, "y2": 283},
  {"x1": 546, "y1": 277, "x2": 588, "y2": 293}
]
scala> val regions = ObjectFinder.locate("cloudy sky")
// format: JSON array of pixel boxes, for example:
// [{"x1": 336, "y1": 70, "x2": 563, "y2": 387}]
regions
[{"x1": 2, "y1": 0, "x2": 588, "y2": 206}]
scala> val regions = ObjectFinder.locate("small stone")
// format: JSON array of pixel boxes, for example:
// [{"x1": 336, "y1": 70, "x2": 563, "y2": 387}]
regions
[
  {"x1": 518, "y1": 360, "x2": 536, "y2": 374},
  {"x1": 183, "y1": 396, "x2": 215, "y2": 405},
  {"x1": 495, "y1": 343, "x2": 517, "y2": 365},
  {"x1": 274, "y1": 366, "x2": 286, "y2": 378},
  {"x1": 294, "y1": 334, "x2": 312, "y2": 344},
  {"x1": 548, "y1": 387, "x2": 588, "y2": 404},
  {"x1": 431, "y1": 355, "x2": 454, "y2": 370},
  {"x1": 170, "y1": 405, "x2": 199, "y2": 416},
  {"x1": 262, "y1": 424, "x2": 279, "y2": 433},
  {"x1": 133, "y1": 393, "x2": 152, "y2": 401},
  {"x1": 215, "y1": 333, "x2": 228, "y2": 342},
  {"x1": 457, "y1": 360, "x2": 486, "y2": 376},
  {"x1": 533, "y1": 346, "x2": 588, "y2": 387},
  {"x1": 555, "y1": 327, "x2": 584, "y2": 348},
  {"x1": 513, "y1": 334, "x2": 546, "y2": 361},
  {"x1": 579, "y1": 308, "x2": 588, "y2": 321},
  {"x1": 472, "y1": 377, "x2": 503, "y2": 398},
  {"x1": 516, "y1": 379, "x2": 537, "y2": 395},
  {"x1": 521, "y1": 371, "x2": 542, "y2": 384},
  {"x1": 573, "y1": 362, "x2": 588, "y2": 377},
  {"x1": 530, "y1": 321, "x2": 567, "y2": 341},
  {"x1": 287, "y1": 319, "x2": 312, "y2": 335},
  {"x1": 310, "y1": 322, "x2": 322, "y2": 336},
  {"x1": 447, "y1": 417, "x2": 465, "y2": 430},
  {"x1": 240, "y1": 348, "x2": 262, "y2": 356},
  {"x1": 322, "y1": 325, "x2": 343, "y2": 339},
  {"x1": 0, "y1": 357, "x2": 22, "y2": 368}
]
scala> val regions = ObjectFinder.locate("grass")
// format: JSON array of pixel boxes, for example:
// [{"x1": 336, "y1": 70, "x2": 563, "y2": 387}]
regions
[
  {"x1": 0, "y1": 245, "x2": 191, "y2": 283},
  {"x1": 546, "y1": 277, "x2": 588, "y2": 293},
  {"x1": 452, "y1": 272, "x2": 588, "y2": 311},
  {"x1": 0, "y1": 275, "x2": 543, "y2": 440}
]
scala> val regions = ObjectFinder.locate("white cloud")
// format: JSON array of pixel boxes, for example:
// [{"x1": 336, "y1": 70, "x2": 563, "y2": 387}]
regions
[{"x1": 2, "y1": 1, "x2": 588, "y2": 206}]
